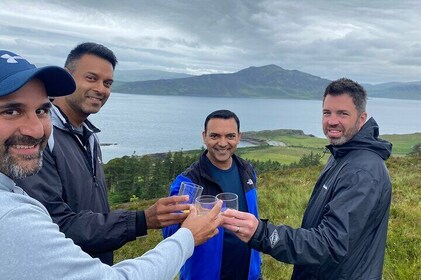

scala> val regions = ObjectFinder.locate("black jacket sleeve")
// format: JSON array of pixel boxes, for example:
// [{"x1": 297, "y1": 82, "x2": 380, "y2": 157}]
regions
[
  {"x1": 249, "y1": 168, "x2": 385, "y2": 266},
  {"x1": 16, "y1": 147, "x2": 147, "y2": 255}
]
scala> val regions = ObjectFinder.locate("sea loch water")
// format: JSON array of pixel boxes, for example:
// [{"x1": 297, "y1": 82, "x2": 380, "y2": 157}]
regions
[{"x1": 89, "y1": 93, "x2": 421, "y2": 163}]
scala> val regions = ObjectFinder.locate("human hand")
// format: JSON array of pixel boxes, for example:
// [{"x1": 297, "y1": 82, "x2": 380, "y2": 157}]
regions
[
  {"x1": 181, "y1": 200, "x2": 223, "y2": 246},
  {"x1": 221, "y1": 209, "x2": 259, "y2": 243},
  {"x1": 144, "y1": 196, "x2": 190, "y2": 229}
]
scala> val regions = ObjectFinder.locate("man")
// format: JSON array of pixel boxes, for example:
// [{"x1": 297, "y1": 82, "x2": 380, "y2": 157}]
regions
[
  {"x1": 0, "y1": 49, "x2": 223, "y2": 279},
  {"x1": 222, "y1": 78, "x2": 392, "y2": 279},
  {"x1": 163, "y1": 109, "x2": 262, "y2": 280},
  {"x1": 16, "y1": 42, "x2": 190, "y2": 265}
]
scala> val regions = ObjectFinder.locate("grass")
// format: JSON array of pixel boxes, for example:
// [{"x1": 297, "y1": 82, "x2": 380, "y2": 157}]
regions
[{"x1": 111, "y1": 131, "x2": 421, "y2": 279}]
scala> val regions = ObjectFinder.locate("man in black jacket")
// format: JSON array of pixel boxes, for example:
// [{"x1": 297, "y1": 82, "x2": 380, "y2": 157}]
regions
[
  {"x1": 16, "y1": 42, "x2": 191, "y2": 265},
  {"x1": 222, "y1": 78, "x2": 392, "y2": 279}
]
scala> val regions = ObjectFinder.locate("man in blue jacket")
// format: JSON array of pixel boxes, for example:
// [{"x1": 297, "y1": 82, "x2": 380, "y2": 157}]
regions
[
  {"x1": 222, "y1": 78, "x2": 392, "y2": 280},
  {"x1": 163, "y1": 109, "x2": 262, "y2": 280}
]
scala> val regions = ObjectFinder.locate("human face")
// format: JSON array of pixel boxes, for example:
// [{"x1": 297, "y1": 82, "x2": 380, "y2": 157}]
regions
[
  {"x1": 323, "y1": 93, "x2": 367, "y2": 145},
  {"x1": 0, "y1": 79, "x2": 52, "y2": 179},
  {"x1": 60, "y1": 54, "x2": 113, "y2": 125},
  {"x1": 202, "y1": 118, "x2": 241, "y2": 170}
]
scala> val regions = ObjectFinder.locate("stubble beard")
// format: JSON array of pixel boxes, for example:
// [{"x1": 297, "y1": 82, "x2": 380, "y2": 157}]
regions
[
  {"x1": 326, "y1": 120, "x2": 361, "y2": 146},
  {"x1": 0, "y1": 135, "x2": 46, "y2": 180},
  {"x1": 1, "y1": 151, "x2": 44, "y2": 180}
]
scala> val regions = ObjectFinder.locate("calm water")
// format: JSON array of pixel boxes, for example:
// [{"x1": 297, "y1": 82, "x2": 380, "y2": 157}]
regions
[{"x1": 89, "y1": 93, "x2": 421, "y2": 163}]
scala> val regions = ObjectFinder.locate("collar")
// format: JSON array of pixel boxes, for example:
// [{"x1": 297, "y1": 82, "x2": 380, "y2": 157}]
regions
[
  {"x1": 51, "y1": 105, "x2": 100, "y2": 134},
  {"x1": 0, "y1": 172, "x2": 18, "y2": 193}
]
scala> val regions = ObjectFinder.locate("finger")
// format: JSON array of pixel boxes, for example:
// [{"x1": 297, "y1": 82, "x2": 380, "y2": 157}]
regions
[
  {"x1": 221, "y1": 216, "x2": 238, "y2": 226},
  {"x1": 188, "y1": 204, "x2": 198, "y2": 216},
  {"x1": 208, "y1": 200, "x2": 223, "y2": 217},
  {"x1": 170, "y1": 203, "x2": 191, "y2": 212},
  {"x1": 163, "y1": 195, "x2": 189, "y2": 204},
  {"x1": 164, "y1": 212, "x2": 189, "y2": 221}
]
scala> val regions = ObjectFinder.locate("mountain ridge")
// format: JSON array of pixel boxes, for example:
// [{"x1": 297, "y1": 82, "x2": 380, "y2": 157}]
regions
[{"x1": 113, "y1": 65, "x2": 421, "y2": 100}]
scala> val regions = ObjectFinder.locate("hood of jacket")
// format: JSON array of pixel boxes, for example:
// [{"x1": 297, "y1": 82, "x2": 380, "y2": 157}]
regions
[{"x1": 327, "y1": 117, "x2": 392, "y2": 160}]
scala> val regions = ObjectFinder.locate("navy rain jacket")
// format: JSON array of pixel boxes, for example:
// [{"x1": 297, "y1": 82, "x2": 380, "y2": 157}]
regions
[
  {"x1": 249, "y1": 118, "x2": 392, "y2": 280},
  {"x1": 17, "y1": 105, "x2": 147, "y2": 265}
]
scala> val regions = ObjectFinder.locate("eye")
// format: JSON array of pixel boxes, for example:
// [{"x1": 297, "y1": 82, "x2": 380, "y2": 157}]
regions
[
  {"x1": 227, "y1": 135, "x2": 236, "y2": 140},
  {"x1": 1, "y1": 109, "x2": 19, "y2": 116},
  {"x1": 36, "y1": 108, "x2": 50, "y2": 116},
  {"x1": 104, "y1": 80, "x2": 113, "y2": 88},
  {"x1": 86, "y1": 75, "x2": 96, "y2": 82}
]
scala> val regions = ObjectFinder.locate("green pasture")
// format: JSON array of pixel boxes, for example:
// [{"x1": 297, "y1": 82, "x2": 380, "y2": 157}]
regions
[{"x1": 111, "y1": 132, "x2": 421, "y2": 279}]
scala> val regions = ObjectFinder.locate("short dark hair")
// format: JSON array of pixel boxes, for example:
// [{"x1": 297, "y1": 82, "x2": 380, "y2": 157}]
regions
[
  {"x1": 204, "y1": 109, "x2": 240, "y2": 132},
  {"x1": 323, "y1": 78, "x2": 367, "y2": 114},
  {"x1": 65, "y1": 42, "x2": 118, "y2": 72}
]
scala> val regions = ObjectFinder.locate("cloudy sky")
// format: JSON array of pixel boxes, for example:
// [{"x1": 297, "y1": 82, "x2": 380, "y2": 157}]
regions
[{"x1": 2, "y1": 0, "x2": 421, "y2": 84}]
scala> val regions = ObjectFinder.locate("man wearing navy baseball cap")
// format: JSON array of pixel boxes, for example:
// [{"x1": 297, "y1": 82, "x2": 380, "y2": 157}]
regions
[
  {"x1": 0, "y1": 50, "x2": 222, "y2": 280},
  {"x1": 0, "y1": 50, "x2": 76, "y2": 98}
]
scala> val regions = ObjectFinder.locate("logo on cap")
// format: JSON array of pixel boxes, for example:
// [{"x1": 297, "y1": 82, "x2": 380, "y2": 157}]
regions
[{"x1": 1, "y1": 54, "x2": 26, "y2": 64}]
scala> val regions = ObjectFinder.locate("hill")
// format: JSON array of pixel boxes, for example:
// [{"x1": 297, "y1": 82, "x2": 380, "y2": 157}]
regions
[
  {"x1": 111, "y1": 154, "x2": 421, "y2": 279},
  {"x1": 114, "y1": 69, "x2": 193, "y2": 82},
  {"x1": 112, "y1": 65, "x2": 421, "y2": 100},
  {"x1": 113, "y1": 64, "x2": 332, "y2": 99},
  {"x1": 364, "y1": 81, "x2": 421, "y2": 100}
]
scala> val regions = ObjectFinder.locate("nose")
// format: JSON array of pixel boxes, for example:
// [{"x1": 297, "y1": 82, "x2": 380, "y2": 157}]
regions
[
  {"x1": 18, "y1": 112, "x2": 46, "y2": 139},
  {"x1": 326, "y1": 115, "x2": 339, "y2": 126},
  {"x1": 218, "y1": 137, "x2": 228, "y2": 146},
  {"x1": 94, "y1": 81, "x2": 110, "y2": 95}
]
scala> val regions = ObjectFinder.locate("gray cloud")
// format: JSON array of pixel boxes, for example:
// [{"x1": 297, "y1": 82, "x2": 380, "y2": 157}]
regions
[{"x1": 1, "y1": 0, "x2": 421, "y2": 83}]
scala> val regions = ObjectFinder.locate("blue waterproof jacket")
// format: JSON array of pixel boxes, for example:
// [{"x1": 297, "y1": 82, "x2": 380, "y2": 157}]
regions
[{"x1": 163, "y1": 151, "x2": 262, "y2": 280}]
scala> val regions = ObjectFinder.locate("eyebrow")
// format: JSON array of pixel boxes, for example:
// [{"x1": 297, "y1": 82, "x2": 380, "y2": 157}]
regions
[
  {"x1": 87, "y1": 71, "x2": 114, "y2": 82},
  {"x1": 0, "y1": 101, "x2": 52, "y2": 110}
]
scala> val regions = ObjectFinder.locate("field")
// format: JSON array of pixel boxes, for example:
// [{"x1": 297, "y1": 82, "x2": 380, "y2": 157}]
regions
[{"x1": 112, "y1": 131, "x2": 421, "y2": 279}]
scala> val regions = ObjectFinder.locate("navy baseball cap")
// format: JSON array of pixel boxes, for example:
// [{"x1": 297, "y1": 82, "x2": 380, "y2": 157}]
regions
[{"x1": 0, "y1": 50, "x2": 76, "y2": 97}]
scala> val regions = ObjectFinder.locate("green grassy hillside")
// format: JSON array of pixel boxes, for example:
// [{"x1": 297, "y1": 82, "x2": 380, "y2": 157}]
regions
[{"x1": 113, "y1": 154, "x2": 421, "y2": 279}]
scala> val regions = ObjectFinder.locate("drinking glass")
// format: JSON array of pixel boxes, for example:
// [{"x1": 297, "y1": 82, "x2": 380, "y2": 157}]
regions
[
  {"x1": 195, "y1": 195, "x2": 218, "y2": 215},
  {"x1": 216, "y1": 192, "x2": 239, "y2": 211},
  {"x1": 178, "y1": 182, "x2": 204, "y2": 212}
]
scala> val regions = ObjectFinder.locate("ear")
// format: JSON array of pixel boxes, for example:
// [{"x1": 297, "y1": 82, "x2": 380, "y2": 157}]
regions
[
  {"x1": 359, "y1": 112, "x2": 368, "y2": 128},
  {"x1": 238, "y1": 132, "x2": 242, "y2": 141},
  {"x1": 202, "y1": 130, "x2": 206, "y2": 143}
]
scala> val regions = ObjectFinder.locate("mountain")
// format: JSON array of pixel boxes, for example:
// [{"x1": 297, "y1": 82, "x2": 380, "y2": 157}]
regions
[
  {"x1": 112, "y1": 64, "x2": 332, "y2": 99},
  {"x1": 364, "y1": 81, "x2": 421, "y2": 100},
  {"x1": 112, "y1": 65, "x2": 421, "y2": 100},
  {"x1": 114, "y1": 69, "x2": 193, "y2": 82}
]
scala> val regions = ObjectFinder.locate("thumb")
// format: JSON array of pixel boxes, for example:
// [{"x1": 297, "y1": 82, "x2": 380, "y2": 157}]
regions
[{"x1": 209, "y1": 200, "x2": 223, "y2": 217}]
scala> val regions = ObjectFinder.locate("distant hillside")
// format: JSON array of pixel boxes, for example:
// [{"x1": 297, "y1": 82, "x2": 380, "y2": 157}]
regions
[
  {"x1": 112, "y1": 65, "x2": 421, "y2": 100},
  {"x1": 113, "y1": 64, "x2": 331, "y2": 99},
  {"x1": 364, "y1": 81, "x2": 421, "y2": 100},
  {"x1": 114, "y1": 69, "x2": 193, "y2": 82}
]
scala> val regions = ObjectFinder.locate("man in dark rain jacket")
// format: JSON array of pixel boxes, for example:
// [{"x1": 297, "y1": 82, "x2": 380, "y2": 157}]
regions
[
  {"x1": 16, "y1": 43, "x2": 190, "y2": 265},
  {"x1": 222, "y1": 78, "x2": 392, "y2": 280}
]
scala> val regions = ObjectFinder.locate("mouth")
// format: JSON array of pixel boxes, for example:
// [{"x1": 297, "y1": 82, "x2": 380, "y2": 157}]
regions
[
  {"x1": 9, "y1": 144, "x2": 40, "y2": 156},
  {"x1": 87, "y1": 96, "x2": 103, "y2": 102},
  {"x1": 326, "y1": 126, "x2": 343, "y2": 138},
  {"x1": 215, "y1": 148, "x2": 230, "y2": 154}
]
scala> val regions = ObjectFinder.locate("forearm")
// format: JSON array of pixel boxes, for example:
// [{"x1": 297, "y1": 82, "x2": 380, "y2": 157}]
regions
[{"x1": 1, "y1": 200, "x2": 194, "y2": 280}]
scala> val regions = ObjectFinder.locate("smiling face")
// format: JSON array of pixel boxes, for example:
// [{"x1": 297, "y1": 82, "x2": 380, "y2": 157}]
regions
[
  {"x1": 202, "y1": 117, "x2": 241, "y2": 170},
  {"x1": 323, "y1": 93, "x2": 367, "y2": 145},
  {"x1": 54, "y1": 54, "x2": 114, "y2": 126},
  {"x1": 0, "y1": 79, "x2": 52, "y2": 179}
]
